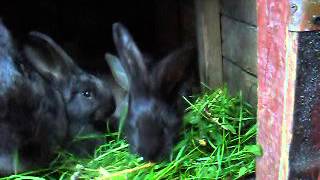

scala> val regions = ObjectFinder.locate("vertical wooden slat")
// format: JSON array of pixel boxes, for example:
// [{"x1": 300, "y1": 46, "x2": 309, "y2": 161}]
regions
[
  {"x1": 256, "y1": 0, "x2": 295, "y2": 179},
  {"x1": 195, "y1": 0, "x2": 222, "y2": 88},
  {"x1": 278, "y1": 32, "x2": 298, "y2": 180}
]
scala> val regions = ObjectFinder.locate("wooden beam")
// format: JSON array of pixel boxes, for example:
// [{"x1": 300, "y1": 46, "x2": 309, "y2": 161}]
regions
[
  {"x1": 256, "y1": 0, "x2": 295, "y2": 179},
  {"x1": 195, "y1": 0, "x2": 222, "y2": 88}
]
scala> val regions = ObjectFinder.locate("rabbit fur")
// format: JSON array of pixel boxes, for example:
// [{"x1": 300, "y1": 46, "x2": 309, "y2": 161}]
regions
[
  {"x1": 0, "y1": 20, "x2": 116, "y2": 175},
  {"x1": 110, "y1": 22, "x2": 196, "y2": 162}
]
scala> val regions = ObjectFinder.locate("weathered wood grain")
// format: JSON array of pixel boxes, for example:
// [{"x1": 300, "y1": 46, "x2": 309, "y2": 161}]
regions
[
  {"x1": 195, "y1": 0, "x2": 223, "y2": 88},
  {"x1": 223, "y1": 59, "x2": 257, "y2": 106},
  {"x1": 221, "y1": 16, "x2": 257, "y2": 75},
  {"x1": 221, "y1": 0, "x2": 257, "y2": 26},
  {"x1": 256, "y1": 0, "x2": 291, "y2": 179}
]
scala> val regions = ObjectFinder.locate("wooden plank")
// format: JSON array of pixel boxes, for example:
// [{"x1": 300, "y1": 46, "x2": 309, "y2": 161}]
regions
[
  {"x1": 278, "y1": 32, "x2": 297, "y2": 180},
  {"x1": 221, "y1": 0, "x2": 257, "y2": 26},
  {"x1": 223, "y1": 59, "x2": 257, "y2": 106},
  {"x1": 221, "y1": 16, "x2": 257, "y2": 75},
  {"x1": 195, "y1": 0, "x2": 222, "y2": 88},
  {"x1": 256, "y1": 0, "x2": 292, "y2": 179}
]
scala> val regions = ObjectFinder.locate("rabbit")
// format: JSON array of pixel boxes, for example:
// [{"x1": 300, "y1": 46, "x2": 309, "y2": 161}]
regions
[
  {"x1": 23, "y1": 31, "x2": 117, "y2": 156},
  {"x1": 0, "y1": 20, "x2": 68, "y2": 175},
  {"x1": 111, "y1": 22, "x2": 196, "y2": 162}
]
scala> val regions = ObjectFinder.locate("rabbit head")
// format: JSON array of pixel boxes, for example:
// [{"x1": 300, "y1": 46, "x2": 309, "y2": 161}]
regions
[
  {"x1": 0, "y1": 20, "x2": 68, "y2": 175},
  {"x1": 23, "y1": 32, "x2": 116, "y2": 154},
  {"x1": 112, "y1": 23, "x2": 195, "y2": 161}
]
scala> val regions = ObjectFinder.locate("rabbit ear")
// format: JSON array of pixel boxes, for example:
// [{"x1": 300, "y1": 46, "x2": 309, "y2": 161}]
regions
[
  {"x1": 0, "y1": 21, "x2": 21, "y2": 94},
  {"x1": 112, "y1": 23, "x2": 148, "y2": 90},
  {"x1": 105, "y1": 53, "x2": 129, "y2": 91},
  {"x1": 23, "y1": 31, "x2": 81, "y2": 83},
  {"x1": 153, "y1": 46, "x2": 196, "y2": 97},
  {"x1": 0, "y1": 20, "x2": 14, "y2": 55}
]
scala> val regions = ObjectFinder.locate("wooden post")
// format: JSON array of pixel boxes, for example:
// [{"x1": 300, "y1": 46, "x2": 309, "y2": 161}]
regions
[
  {"x1": 257, "y1": 0, "x2": 292, "y2": 179},
  {"x1": 195, "y1": 0, "x2": 222, "y2": 88},
  {"x1": 257, "y1": 0, "x2": 320, "y2": 179}
]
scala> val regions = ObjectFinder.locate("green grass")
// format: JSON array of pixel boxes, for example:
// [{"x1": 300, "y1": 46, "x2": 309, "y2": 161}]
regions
[{"x1": 1, "y1": 87, "x2": 261, "y2": 180}]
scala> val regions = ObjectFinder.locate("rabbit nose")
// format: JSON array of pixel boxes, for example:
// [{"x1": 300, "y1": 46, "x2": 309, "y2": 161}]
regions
[
  {"x1": 136, "y1": 134, "x2": 164, "y2": 162},
  {"x1": 93, "y1": 96, "x2": 116, "y2": 122},
  {"x1": 93, "y1": 106, "x2": 114, "y2": 122},
  {"x1": 138, "y1": 146, "x2": 160, "y2": 162}
]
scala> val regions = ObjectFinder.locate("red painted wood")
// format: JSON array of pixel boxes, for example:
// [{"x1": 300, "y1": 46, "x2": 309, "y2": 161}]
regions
[{"x1": 257, "y1": 0, "x2": 290, "y2": 179}]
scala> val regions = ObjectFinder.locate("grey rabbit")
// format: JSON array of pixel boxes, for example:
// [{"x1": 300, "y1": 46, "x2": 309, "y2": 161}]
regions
[
  {"x1": 23, "y1": 31, "x2": 116, "y2": 156},
  {"x1": 111, "y1": 22, "x2": 196, "y2": 161},
  {"x1": 0, "y1": 19, "x2": 116, "y2": 175},
  {"x1": 0, "y1": 21, "x2": 68, "y2": 175}
]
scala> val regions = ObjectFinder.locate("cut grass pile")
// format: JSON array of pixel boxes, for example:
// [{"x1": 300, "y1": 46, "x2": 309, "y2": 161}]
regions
[{"x1": 2, "y1": 87, "x2": 261, "y2": 180}]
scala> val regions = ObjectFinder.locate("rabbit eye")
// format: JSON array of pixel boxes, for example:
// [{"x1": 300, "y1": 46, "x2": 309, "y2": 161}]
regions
[{"x1": 81, "y1": 90, "x2": 92, "y2": 98}]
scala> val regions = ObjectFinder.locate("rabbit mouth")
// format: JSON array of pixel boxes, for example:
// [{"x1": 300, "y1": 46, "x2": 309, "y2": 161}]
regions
[
  {"x1": 129, "y1": 137, "x2": 171, "y2": 162},
  {"x1": 93, "y1": 104, "x2": 115, "y2": 122},
  {"x1": 92, "y1": 113, "x2": 107, "y2": 123},
  {"x1": 93, "y1": 95, "x2": 116, "y2": 123},
  {"x1": 136, "y1": 146, "x2": 169, "y2": 162},
  {"x1": 92, "y1": 110, "x2": 107, "y2": 122}
]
